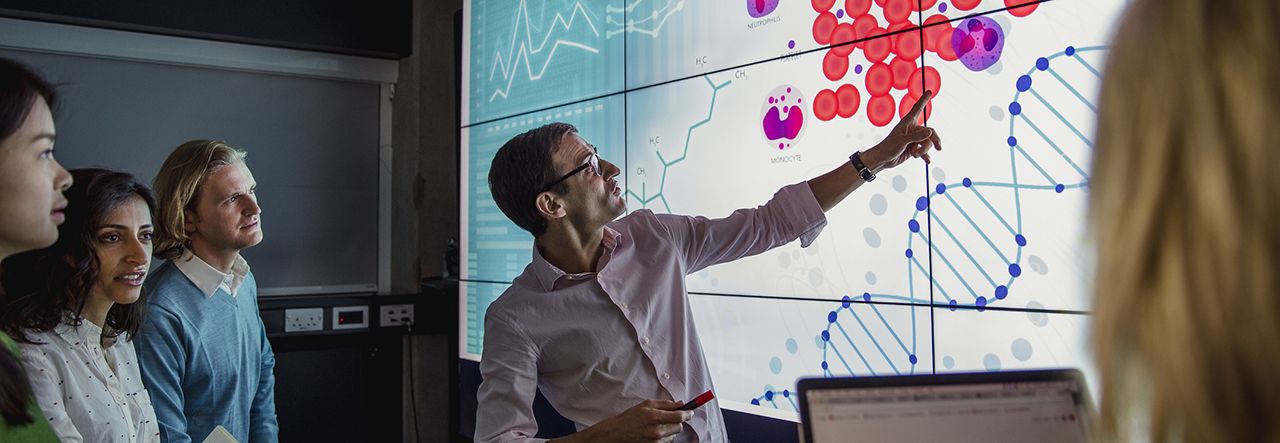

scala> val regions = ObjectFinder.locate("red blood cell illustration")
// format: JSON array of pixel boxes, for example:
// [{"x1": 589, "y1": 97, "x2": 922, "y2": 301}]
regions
[
  {"x1": 813, "y1": 12, "x2": 838, "y2": 45},
  {"x1": 895, "y1": 29, "x2": 922, "y2": 60},
  {"x1": 908, "y1": 66, "x2": 941, "y2": 100},
  {"x1": 922, "y1": 14, "x2": 951, "y2": 52},
  {"x1": 863, "y1": 27, "x2": 891, "y2": 62},
  {"x1": 890, "y1": 56, "x2": 916, "y2": 90},
  {"x1": 814, "y1": 88, "x2": 839, "y2": 121},
  {"x1": 883, "y1": 0, "x2": 912, "y2": 25},
  {"x1": 830, "y1": 23, "x2": 858, "y2": 56},
  {"x1": 865, "y1": 62, "x2": 893, "y2": 97},
  {"x1": 1005, "y1": 0, "x2": 1039, "y2": 17},
  {"x1": 836, "y1": 84, "x2": 861, "y2": 118},
  {"x1": 812, "y1": 0, "x2": 837, "y2": 12},
  {"x1": 845, "y1": 0, "x2": 872, "y2": 17},
  {"x1": 868, "y1": 94, "x2": 896, "y2": 127},
  {"x1": 935, "y1": 31, "x2": 958, "y2": 61},
  {"x1": 852, "y1": 15, "x2": 879, "y2": 47},
  {"x1": 806, "y1": 0, "x2": 1036, "y2": 127},
  {"x1": 887, "y1": 22, "x2": 912, "y2": 48},
  {"x1": 823, "y1": 49, "x2": 850, "y2": 81}
]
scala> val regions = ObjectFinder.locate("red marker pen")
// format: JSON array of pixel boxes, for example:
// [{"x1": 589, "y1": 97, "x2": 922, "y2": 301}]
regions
[{"x1": 677, "y1": 390, "x2": 714, "y2": 411}]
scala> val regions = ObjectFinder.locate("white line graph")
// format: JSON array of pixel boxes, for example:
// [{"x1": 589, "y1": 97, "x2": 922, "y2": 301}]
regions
[
  {"x1": 605, "y1": 0, "x2": 685, "y2": 38},
  {"x1": 487, "y1": 0, "x2": 603, "y2": 102}
]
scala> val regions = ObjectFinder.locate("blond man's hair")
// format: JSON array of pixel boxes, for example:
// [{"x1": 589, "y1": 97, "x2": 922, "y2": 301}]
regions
[
  {"x1": 152, "y1": 140, "x2": 248, "y2": 261},
  {"x1": 1089, "y1": 0, "x2": 1280, "y2": 440}
]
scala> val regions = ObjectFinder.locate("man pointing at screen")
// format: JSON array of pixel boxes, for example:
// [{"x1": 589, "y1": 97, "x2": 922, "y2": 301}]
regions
[{"x1": 477, "y1": 92, "x2": 941, "y2": 443}]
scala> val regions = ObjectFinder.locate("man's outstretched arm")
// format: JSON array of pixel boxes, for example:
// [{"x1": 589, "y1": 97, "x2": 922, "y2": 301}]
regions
[
  {"x1": 653, "y1": 91, "x2": 942, "y2": 274},
  {"x1": 809, "y1": 91, "x2": 942, "y2": 212}
]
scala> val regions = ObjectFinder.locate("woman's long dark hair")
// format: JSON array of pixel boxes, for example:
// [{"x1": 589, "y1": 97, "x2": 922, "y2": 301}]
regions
[
  {"x1": 0, "y1": 169, "x2": 157, "y2": 424},
  {"x1": 0, "y1": 169, "x2": 158, "y2": 341},
  {"x1": 0, "y1": 56, "x2": 58, "y2": 427}
]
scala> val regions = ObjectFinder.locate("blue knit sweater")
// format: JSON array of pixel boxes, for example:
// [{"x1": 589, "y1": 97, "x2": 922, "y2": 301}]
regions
[{"x1": 134, "y1": 260, "x2": 278, "y2": 443}]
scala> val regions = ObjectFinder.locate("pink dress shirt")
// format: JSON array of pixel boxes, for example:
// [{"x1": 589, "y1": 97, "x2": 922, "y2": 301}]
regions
[{"x1": 476, "y1": 182, "x2": 828, "y2": 443}]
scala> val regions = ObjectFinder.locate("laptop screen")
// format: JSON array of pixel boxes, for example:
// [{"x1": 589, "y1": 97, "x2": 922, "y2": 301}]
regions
[{"x1": 803, "y1": 374, "x2": 1090, "y2": 443}]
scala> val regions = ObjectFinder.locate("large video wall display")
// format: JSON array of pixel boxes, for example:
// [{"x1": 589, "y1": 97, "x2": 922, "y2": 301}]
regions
[{"x1": 460, "y1": 0, "x2": 1125, "y2": 421}]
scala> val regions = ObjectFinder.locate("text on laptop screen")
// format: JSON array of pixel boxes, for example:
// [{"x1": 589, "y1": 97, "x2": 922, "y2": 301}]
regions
[{"x1": 807, "y1": 380, "x2": 1087, "y2": 442}]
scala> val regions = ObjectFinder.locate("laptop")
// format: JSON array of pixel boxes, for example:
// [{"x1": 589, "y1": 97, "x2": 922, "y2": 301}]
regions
[{"x1": 797, "y1": 369, "x2": 1093, "y2": 443}]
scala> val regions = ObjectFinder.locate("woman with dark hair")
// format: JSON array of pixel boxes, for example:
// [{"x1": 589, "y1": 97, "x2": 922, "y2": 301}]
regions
[
  {"x1": 0, "y1": 56, "x2": 72, "y2": 442},
  {"x1": 0, "y1": 168, "x2": 160, "y2": 442}
]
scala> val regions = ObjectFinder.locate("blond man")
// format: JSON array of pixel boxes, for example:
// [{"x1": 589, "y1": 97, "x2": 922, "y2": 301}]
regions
[{"x1": 135, "y1": 140, "x2": 278, "y2": 443}]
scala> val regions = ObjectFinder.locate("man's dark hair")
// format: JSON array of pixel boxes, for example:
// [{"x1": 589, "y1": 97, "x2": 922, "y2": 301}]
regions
[{"x1": 488, "y1": 122, "x2": 578, "y2": 237}]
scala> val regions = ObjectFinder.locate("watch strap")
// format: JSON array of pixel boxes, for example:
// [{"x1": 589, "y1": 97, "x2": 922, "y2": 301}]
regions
[{"x1": 850, "y1": 151, "x2": 876, "y2": 182}]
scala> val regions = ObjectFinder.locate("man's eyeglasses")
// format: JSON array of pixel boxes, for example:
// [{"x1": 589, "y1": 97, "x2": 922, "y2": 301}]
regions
[{"x1": 540, "y1": 148, "x2": 601, "y2": 193}]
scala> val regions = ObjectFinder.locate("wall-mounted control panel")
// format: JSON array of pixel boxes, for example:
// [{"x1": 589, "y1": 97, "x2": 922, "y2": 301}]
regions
[{"x1": 333, "y1": 305, "x2": 370, "y2": 330}]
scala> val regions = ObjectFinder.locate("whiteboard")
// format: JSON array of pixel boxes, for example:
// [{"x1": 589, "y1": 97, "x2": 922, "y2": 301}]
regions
[{"x1": 0, "y1": 18, "x2": 397, "y2": 295}]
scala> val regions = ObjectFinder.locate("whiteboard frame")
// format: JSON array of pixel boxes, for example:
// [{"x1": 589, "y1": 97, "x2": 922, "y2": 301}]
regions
[{"x1": 0, "y1": 17, "x2": 398, "y2": 297}]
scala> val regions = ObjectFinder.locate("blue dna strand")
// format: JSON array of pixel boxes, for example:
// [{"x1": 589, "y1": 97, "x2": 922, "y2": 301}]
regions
[{"x1": 752, "y1": 45, "x2": 1106, "y2": 411}]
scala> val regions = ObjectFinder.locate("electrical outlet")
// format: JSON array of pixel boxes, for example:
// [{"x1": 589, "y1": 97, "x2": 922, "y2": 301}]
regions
[
  {"x1": 380, "y1": 304, "x2": 414, "y2": 327},
  {"x1": 284, "y1": 308, "x2": 324, "y2": 332}
]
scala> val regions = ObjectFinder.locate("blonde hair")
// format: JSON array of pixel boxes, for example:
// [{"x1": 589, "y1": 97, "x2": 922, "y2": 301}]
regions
[
  {"x1": 1090, "y1": 0, "x2": 1280, "y2": 441},
  {"x1": 151, "y1": 139, "x2": 248, "y2": 261}
]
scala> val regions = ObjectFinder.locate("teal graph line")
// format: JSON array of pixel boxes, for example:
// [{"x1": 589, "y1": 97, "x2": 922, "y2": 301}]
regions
[{"x1": 626, "y1": 75, "x2": 731, "y2": 212}]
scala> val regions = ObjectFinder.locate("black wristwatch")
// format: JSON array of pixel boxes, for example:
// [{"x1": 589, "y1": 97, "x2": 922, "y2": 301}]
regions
[{"x1": 849, "y1": 151, "x2": 876, "y2": 182}]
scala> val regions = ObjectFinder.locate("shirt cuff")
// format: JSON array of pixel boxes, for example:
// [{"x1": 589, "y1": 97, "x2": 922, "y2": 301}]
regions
[{"x1": 779, "y1": 182, "x2": 829, "y2": 248}]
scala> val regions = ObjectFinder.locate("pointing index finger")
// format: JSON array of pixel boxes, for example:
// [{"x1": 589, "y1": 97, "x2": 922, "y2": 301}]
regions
[{"x1": 903, "y1": 90, "x2": 933, "y2": 124}]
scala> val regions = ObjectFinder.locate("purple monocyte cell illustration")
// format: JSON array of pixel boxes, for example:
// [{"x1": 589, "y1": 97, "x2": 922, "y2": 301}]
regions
[
  {"x1": 762, "y1": 106, "x2": 804, "y2": 141},
  {"x1": 760, "y1": 85, "x2": 807, "y2": 151}
]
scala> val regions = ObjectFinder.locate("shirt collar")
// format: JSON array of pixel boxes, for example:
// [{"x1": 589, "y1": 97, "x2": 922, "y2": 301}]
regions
[
  {"x1": 530, "y1": 226, "x2": 622, "y2": 292},
  {"x1": 172, "y1": 251, "x2": 250, "y2": 298},
  {"x1": 52, "y1": 312, "x2": 104, "y2": 346}
]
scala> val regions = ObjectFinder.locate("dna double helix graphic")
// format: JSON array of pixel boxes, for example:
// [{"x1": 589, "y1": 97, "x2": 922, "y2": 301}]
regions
[{"x1": 752, "y1": 45, "x2": 1106, "y2": 410}]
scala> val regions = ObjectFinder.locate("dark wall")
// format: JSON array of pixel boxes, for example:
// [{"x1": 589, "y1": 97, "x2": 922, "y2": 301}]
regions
[
  {"x1": 0, "y1": 0, "x2": 411, "y2": 58},
  {"x1": 259, "y1": 289, "x2": 454, "y2": 442}
]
